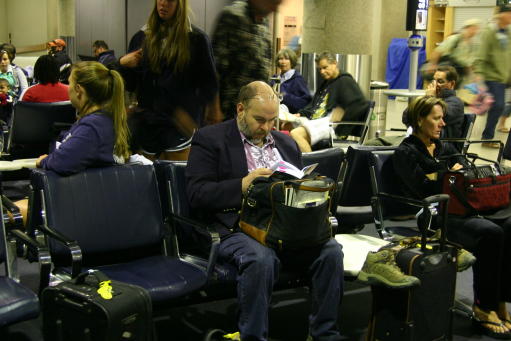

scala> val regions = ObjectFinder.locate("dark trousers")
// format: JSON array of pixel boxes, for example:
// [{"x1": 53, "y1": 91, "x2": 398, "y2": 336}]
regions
[
  {"x1": 482, "y1": 81, "x2": 506, "y2": 140},
  {"x1": 446, "y1": 215, "x2": 511, "y2": 310},
  {"x1": 218, "y1": 232, "x2": 344, "y2": 341}
]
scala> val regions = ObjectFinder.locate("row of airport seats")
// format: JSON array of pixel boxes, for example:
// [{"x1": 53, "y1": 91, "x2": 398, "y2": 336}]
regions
[
  {"x1": 0, "y1": 146, "x2": 426, "y2": 334},
  {"x1": 0, "y1": 111, "x2": 478, "y2": 335}
]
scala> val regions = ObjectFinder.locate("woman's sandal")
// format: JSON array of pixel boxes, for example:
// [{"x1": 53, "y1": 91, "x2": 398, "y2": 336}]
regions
[{"x1": 472, "y1": 315, "x2": 511, "y2": 340}]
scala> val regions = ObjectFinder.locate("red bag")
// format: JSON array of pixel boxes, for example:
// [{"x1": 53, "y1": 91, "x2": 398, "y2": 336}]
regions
[{"x1": 443, "y1": 171, "x2": 511, "y2": 216}]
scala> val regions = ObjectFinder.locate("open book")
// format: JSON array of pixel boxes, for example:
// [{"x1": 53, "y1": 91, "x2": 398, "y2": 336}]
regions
[{"x1": 270, "y1": 160, "x2": 318, "y2": 179}]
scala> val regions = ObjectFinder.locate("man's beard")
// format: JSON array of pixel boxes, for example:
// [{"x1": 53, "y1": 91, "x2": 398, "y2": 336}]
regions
[{"x1": 238, "y1": 117, "x2": 265, "y2": 145}]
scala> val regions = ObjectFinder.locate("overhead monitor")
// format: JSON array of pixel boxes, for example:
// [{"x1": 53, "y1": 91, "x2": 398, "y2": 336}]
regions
[{"x1": 406, "y1": 0, "x2": 429, "y2": 31}]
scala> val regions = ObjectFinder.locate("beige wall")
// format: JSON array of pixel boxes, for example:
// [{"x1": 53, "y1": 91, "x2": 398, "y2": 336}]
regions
[
  {"x1": 1, "y1": 0, "x2": 68, "y2": 55},
  {"x1": 302, "y1": 0, "x2": 374, "y2": 55},
  {"x1": 302, "y1": 0, "x2": 409, "y2": 80},
  {"x1": 275, "y1": 0, "x2": 303, "y2": 49},
  {"x1": 6, "y1": 0, "x2": 48, "y2": 47},
  {"x1": 0, "y1": 0, "x2": 7, "y2": 43}
]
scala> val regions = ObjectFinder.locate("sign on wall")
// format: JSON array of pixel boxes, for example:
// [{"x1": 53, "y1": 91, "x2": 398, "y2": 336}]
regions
[{"x1": 283, "y1": 16, "x2": 298, "y2": 48}]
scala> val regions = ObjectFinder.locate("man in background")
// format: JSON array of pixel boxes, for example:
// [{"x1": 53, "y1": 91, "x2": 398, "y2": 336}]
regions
[
  {"x1": 92, "y1": 40, "x2": 117, "y2": 67},
  {"x1": 212, "y1": 0, "x2": 282, "y2": 120},
  {"x1": 474, "y1": 4, "x2": 511, "y2": 147},
  {"x1": 403, "y1": 65, "x2": 464, "y2": 141}
]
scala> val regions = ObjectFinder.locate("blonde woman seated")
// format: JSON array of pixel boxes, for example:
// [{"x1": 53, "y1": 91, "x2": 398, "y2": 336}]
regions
[
  {"x1": 11, "y1": 61, "x2": 130, "y2": 225},
  {"x1": 290, "y1": 51, "x2": 368, "y2": 152}
]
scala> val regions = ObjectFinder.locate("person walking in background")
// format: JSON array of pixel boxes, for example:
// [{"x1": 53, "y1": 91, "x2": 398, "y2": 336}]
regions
[
  {"x1": 428, "y1": 18, "x2": 481, "y2": 85},
  {"x1": 118, "y1": 0, "x2": 220, "y2": 161},
  {"x1": 474, "y1": 4, "x2": 511, "y2": 146},
  {"x1": 212, "y1": 0, "x2": 282, "y2": 119}
]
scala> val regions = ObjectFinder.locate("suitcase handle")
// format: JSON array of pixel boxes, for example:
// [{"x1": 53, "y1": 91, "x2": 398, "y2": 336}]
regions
[{"x1": 74, "y1": 270, "x2": 111, "y2": 287}]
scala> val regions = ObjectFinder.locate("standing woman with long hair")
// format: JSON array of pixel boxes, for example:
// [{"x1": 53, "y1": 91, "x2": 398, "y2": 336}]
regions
[
  {"x1": 119, "y1": 0, "x2": 220, "y2": 161},
  {"x1": 36, "y1": 61, "x2": 130, "y2": 175}
]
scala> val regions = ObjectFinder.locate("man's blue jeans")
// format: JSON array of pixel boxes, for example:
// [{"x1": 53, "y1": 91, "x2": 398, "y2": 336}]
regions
[
  {"x1": 482, "y1": 81, "x2": 506, "y2": 140},
  {"x1": 218, "y1": 232, "x2": 344, "y2": 341}
]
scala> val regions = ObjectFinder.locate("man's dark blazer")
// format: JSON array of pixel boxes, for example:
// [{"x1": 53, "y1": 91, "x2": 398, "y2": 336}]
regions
[{"x1": 186, "y1": 119, "x2": 302, "y2": 235}]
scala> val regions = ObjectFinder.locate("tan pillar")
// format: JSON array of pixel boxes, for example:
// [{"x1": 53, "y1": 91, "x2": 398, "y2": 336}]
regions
[{"x1": 302, "y1": 0, "x2": 374, "y2": 55}]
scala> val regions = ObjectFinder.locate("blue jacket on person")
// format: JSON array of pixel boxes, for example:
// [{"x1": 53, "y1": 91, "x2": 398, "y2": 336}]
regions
[
  {"x1": 40, "y1": 111, "x2": 120, "y2": 175},
  {"x1": 97, "y1": 50, "x2": 117, "y2": 67},
  {"x1": 271, "y1": 70, "x2": 311, "y2": 113},
  {"x1": 280, "y1": 71, "x2": 311, "y2": 113}
]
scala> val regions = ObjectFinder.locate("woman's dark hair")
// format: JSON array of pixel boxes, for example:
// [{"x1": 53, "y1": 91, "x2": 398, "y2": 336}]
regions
[
  {"x1": 0, "y1": 43, "x2": 16, "y2": 62},
  {"x1": 407, "y1": 96, "x2": 447, "y2": 133},
  {"x1": 92, "y1": 40, "x2": 109, "y2": 50},
  {"x1": 34, "y1": 55, "x2": 60, "y2": 84},
  {"x1": 436, "y1": 65, "x2": 458, "y2": 84}
]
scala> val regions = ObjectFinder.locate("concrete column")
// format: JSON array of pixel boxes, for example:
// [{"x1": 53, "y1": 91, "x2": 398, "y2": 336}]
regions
[
  {"x1": 47, "y1": 0, "x2": 59, "y2": 40},
  {"x1": 0, "y1": 0, "x2": 7, "y2": 42},
  {"x1": 302, "y1": 0, "x2": 374, "y2": 55},
  {"x1": 302, "y1": 0, "x2": 408, "y2": 81},
  {"x1": 59, "y1": 0, "x2": 75, "y2": 37}
]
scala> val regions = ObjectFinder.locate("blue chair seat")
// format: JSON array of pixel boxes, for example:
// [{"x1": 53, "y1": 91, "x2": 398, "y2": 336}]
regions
[
  {"x1": 95, "y1": 256, "x2": 207, "y2": 302},
  {"x1": 0, "y1": 277, "x2": 39, "y2": 327}
]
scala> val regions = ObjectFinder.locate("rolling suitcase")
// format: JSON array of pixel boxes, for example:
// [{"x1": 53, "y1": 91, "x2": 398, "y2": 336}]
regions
[
  {"x1": 42, "y1": 270, "x2": 153, "y2": 341},
  {"x1": 367, "y1": 228, "x2": 458, "y2": 341}
]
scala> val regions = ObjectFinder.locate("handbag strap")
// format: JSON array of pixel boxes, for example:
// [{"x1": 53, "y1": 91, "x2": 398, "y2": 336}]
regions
[{"x1": 447, "y1": 176, "x2": 477, "y2": 215}]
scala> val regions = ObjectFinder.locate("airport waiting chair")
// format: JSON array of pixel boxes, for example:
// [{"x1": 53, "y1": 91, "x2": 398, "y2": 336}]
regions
[
  {"x1": 154, "y1": 161, "x2": 340, "y2": 297},
  {"x1": 312, "y1": 101, "x2": 374, "y2": 151},
  {"x1": 30, "y1": 164, "x2": 218, "y2": 307},
  {"x1": 0, "y1": 196, "x2": 49, "y2": 331},
  {"x1": 5, "y1": 101, "x2": 76, "y2": 159},
  {"x1": 302, "y1": 147, "x2": 344, "y2": 182},
  {"x1": 334, "y1": 145, "x2": 397, "y2": 234},
  {"x1": 154, "y1": 161, "x2": 234, "y2": 289},
  {"x1": 367, "y1": 149, "x2": 449, "y2": 239},
  {"x1": 302, "y1": 147, "x2": 345, "y2": 220},
  {"x1": 440, "y1": 113, "x2": 476, "y2": 153}
]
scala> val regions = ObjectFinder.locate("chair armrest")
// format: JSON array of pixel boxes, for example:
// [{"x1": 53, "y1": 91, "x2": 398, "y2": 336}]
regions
[
  {"x1": 330, "y1": 121, "x2": 366, "y2": 127},
  {"x1": 374, "y1": 192, "x2": 448, "y2": 209},
  {"x1": 8, "y1": 228, "x2": 51, "y2": 292},
  {"x1": 168, "y1": 213, "x2": 220, "y2": 283},
  {"x1": 38, "y1": 224, "x2": 82, "y2": 278},
  {"x1": 2, "y1": 195, "x2": 23, "y2": 226},
  {"x1": 466, "y1": 140, "x2": 504, "y2": 163}
]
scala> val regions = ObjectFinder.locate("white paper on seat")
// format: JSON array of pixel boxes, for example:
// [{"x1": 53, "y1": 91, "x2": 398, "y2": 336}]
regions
[{"x1": 335, "y1": 234, "x2": 390, "y2": 276}]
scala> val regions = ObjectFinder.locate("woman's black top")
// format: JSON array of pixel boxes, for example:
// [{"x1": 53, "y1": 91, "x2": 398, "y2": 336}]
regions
[
  {"x1": 121, "y1": 25, "x2": 218, "y2": 125},
  {"x1": 393, "y1": 135, "x2": 463, "y2": 199}
]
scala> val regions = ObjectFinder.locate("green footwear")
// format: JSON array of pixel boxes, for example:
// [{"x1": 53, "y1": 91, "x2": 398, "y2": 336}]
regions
[
  {"x1": 457, "y1": 248, "x2": 476, "y2": 272},
  {"x1": 358, "y1": 249, "x2": 421, "y2": 288}
]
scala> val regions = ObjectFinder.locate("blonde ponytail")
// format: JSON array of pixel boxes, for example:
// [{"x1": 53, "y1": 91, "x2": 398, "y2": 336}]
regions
[{"x1": 70, "y1": 61, "x2": 131, "y2": 161}]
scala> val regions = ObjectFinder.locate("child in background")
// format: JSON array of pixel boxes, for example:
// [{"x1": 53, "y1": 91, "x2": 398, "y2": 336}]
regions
[{"x1": 0, "y1": 77, "x2": 13, "y2": 124}]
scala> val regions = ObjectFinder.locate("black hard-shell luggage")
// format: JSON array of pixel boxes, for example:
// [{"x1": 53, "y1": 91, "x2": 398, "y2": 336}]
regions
[
  {"x1": 367, "y1": 241, "x2": 457, "y2": 341},
  {"x1": 42, "y1": 270, "x2": 153, "y2": 341}
]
